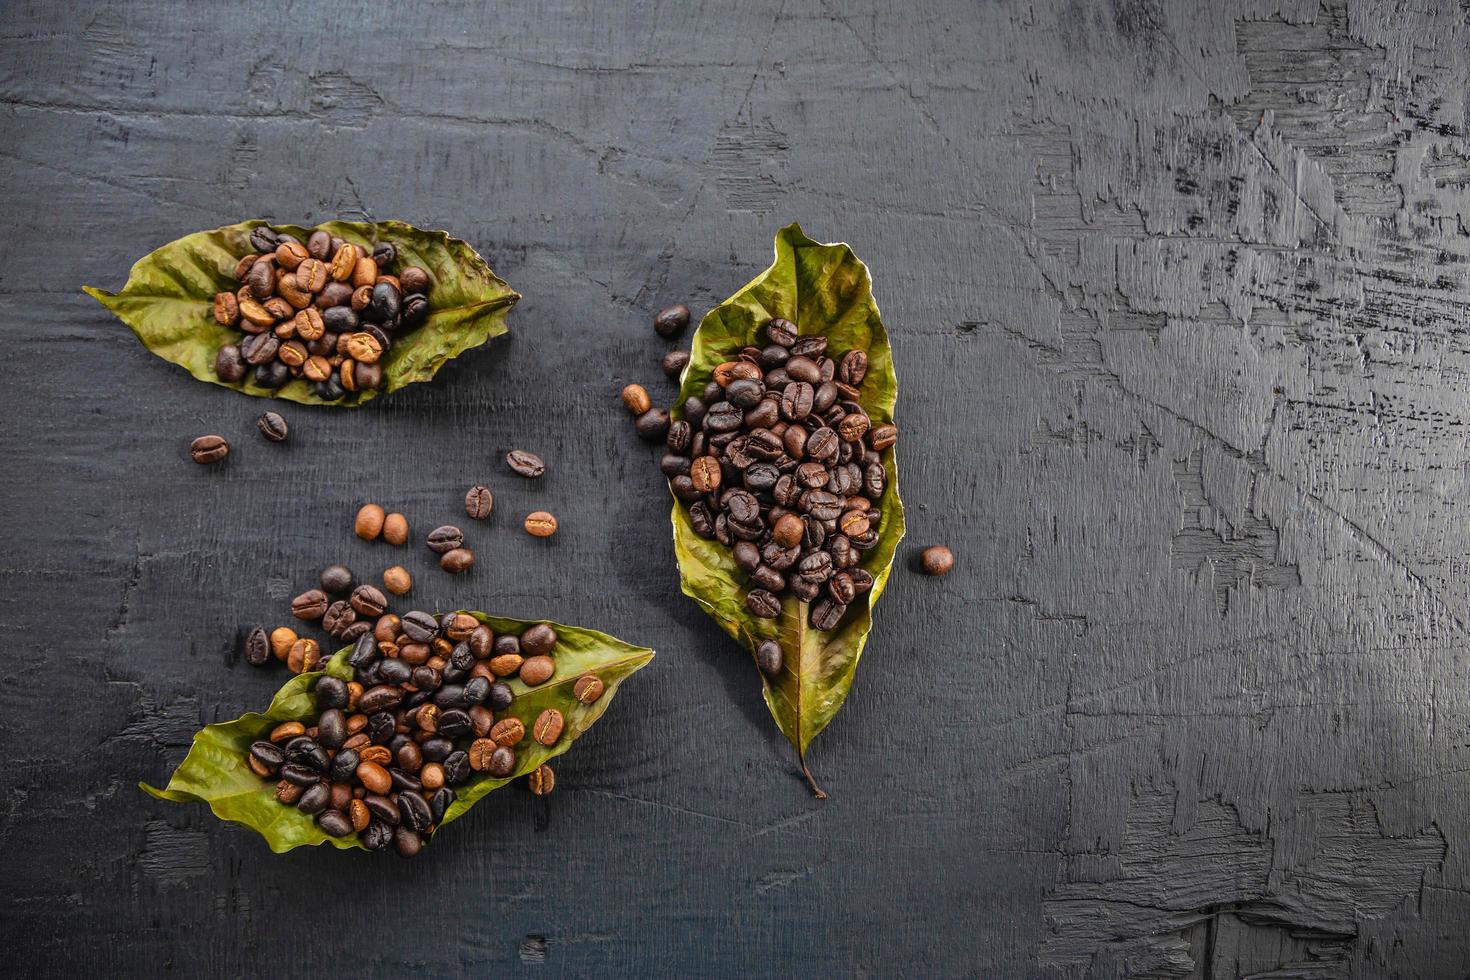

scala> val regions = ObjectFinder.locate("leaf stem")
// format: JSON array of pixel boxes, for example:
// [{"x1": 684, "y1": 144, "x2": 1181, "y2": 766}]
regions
[{"x1": 800, "y1": 756, "x2": 828, "y2": 799}]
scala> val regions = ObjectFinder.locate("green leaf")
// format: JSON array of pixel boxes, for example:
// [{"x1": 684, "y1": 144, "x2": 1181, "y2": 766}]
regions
[
  {"x1": 141, "y1": 615, "x2": 653, "y2": 854},
  {"x1": 670, "y1": 223, "x2": 905, "y2": 795},
  {"x1": 84, "y1": 219, "x2": 519, "y2": 407}
]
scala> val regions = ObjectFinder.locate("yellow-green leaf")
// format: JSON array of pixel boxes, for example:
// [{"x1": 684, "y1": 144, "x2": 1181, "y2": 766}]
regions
[
  {"x1": 670, "y1": 224, "x2": 905, "y2": 794},
  {"x1": 142, "y1": 614, "x2": 653, "y2": 853},
  {"x1": 84, "y1": 219, "x2": 519, "y2": 407}
]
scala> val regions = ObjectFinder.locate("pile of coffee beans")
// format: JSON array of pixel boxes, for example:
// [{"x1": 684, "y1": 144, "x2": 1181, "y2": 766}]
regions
[
  {"x1": 659, "y1": 318, "x2": 897, "y2": 631},
  {"x1": 246, "y1": 613, "x2": 589, "y2": 856},
  {"x1": 211, "y1": 226, "x2": 433, "y2": 400}
]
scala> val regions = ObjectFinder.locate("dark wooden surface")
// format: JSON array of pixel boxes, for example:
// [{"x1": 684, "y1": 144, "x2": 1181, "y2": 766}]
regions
[{"x1": 4, "y1": 0, "x2": 1470, "y2": 975}]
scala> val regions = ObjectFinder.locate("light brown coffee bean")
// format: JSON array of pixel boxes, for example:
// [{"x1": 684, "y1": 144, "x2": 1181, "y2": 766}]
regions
[
  {"x1": 356, "y1": 761, "x2": 392, "y2": 795},
  {"x1": 269, "y1": 627, "x2": 297, "y2": 660},
  {"x1": 234, "y1": 253, "x2": 261, "y2": 280},
  {"x1": 303, "y1": 355, "x2": 332, "y2": 381},
  {"x1": 213, "y1": 291, "x2": 239, "y2": 326},
  {"x1": 490, "y1": 718, "x2": 525, "y2": 747},
  {"x1": 468, "y1": 738, "x2": 497, "y2": 771},
  {"x1": 270, "y1": 721, "x2": 306, "y2": 743},
  {"x1": 349, "y1": 798, "x2": 371, "y2": 832},
  {"x1": 355, "y1": 504, "x2": 386, "y2": 540},
  {"x1": 239, "y1": 298, "x2": 275, "y2": 327},
  {"x1": 524, "y1": 512, "x2": 557, "y2": 537},
  {"x1": 287, "y1": 637, "x2": 321, "y2": 673},
  {"x1": 291, "y1": 589, "x2": 329, "y2": 620},
  {"x1": 344, "y1": 331, "x2": 382, "y2": 363},
  {"x1": 293, "y1": 307, "x2": 325, "y2": 341},
  {"x1": 622, "y1": 383, "x2": 652, "y2": 415},
  {"x1": 353, "y1": 256, "x2": 378, "y2": 287},
  {"x1": 383, "y1": 566, "x2": 412, "y2": 595},
  {"x1": 441, "y1": 548, "x2": 474, "y2": 573},
  {"x1": 276, "y1": 781, "x2": 303, "y2": 805},
  {"x1": 351, "y1": 284, "x2": 373, "y2": 311},
  {"x1": 489, "y1": 653, "x2": 523, "y2": 677},
  {"x1": 921, "y1": 545, "x2": 955, "y2": 576},
  {"x1": 296, "y1": 257, "x2": 327, "y2": 292},
  {"x1": 574, "y1": 674, "x2": 606, "y2": 704},
  {"x1": 383, "y1": 512, "x2": 409, "y2": 545},
  {"x1": 520, "y1": 655, "x2": 554, "y2": 686},
  {"x1": 275, "y1": 241, "x2": 308, "y2": 269},
  {"x1": 533, "y1": 708, "x2": 564, "y2": 746},
  {"x1": 358, "y1": 745, "x2": 391, "y2": 766},
  {"x1": 528, "y1": 764, "x2": 555, "y2": 796},
  {"x1": 189, "y1": 434, "x2": 229, "y2": 464},
  {"x1": 420, "y1": 762, "x2": 445, "y2": 791},
  {"x1": 400, "y1": 266, "x2": 430, "y2": 292},
  {"x1": 329, "y1": 242, "x2": 359, "y2": 281},
  {"x1": 263, "y1": 296, "x2": 294, "y2": 321},
  {"x1": 690, "y1": 456, "x2": 721, "y2": 493}
]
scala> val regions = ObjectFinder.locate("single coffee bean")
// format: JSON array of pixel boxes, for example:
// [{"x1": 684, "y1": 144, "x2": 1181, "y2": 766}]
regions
[
  {"x1": 393, "y1": 827, "x2": 423, "y2": 858},
  {"x1": 297, "y1": 783, "x2": 331, "y2": 815},
  {"x1": 662, "y1": 349, "x2": 690, "y2": 378},
  {"x1": 426, "y1": 525, "x2": 464, "y2": 554},
  {"x1": 485, "y1": 745, "x2": 515, "y2": 778},
  {"x1": 396, "y1": 790, "x2": 432, "y2": 833},
  {"x1": 654, "y1": 303, "x2": 691, "y2": 338},
  {"x1": 464, "y1": 485, "x2": 494, "y2": 520},
  {"x1": 401, "y1": 610, "x2": 438, "y2": 642},
  {"x1": 520, "y1": 655, "x2": 554, "y2": 686},
  {"x1": 318, "y1": 563, "x2": 353, "y2": 594},
  {"x1": 684, "y1": 395, "x2": 707, "y2": 429},
  {"x1": 506, "y1": 449, "x2": 546, "y2": 478},
  {"x1": 249, "y1": 740, "x2": 285, "y2": 771},
  {"x1": 244, "y1": 626, "x2": 270, "y2": 667},
  {"x1": 810, "y1": 598, "x2": 847, "y2": 630},
  {"x1": 765, "y1": 318, "x2": 798, "y2": 346},
  {"x1": 519, "y1": 623, "x2": 555, "y2": 655},
  {"x1": 666, "y1": 420, "x2": 692, "y2": 454},
  {"x1": 921, "y1": 545, "x2": 955, "y2": 576},
  {"x1": 291, "y1": 589, "x2": 329, "y2": 620},
  {"x1": 214, "y1": 344, "x2": 248, "y2": 382},
  {"x1": 829, "y1": 571, "x2": 857, "y2": 605},
  {"x1": 755, "y1": 640, "x2": 783, "y2": 678},
  {"x1": 726, "y1": 378, "x2": 764, "y2": 409},
  {"x1": 635, "y1": 408, "x2": 671, "y2": 441},
  {"x1": 355, "y1": 504, "x2": 386, "y2": 541},
  {"x1": 382, "y1": 565, "x2": 412, "y2": 595},
  {"x1": 490, "y1": 718, "x2": 525, "y2": 748},
  {"x1": 751, "y1": 564, "x2": 786, "y2": 591},
  {"x1": 440, "y1": 548, "x2": 474, "y2": 573},
  {"x1": 524, "y1": 512, "x2": 557, "y2": 537},
  {"x1": 573, "y1": 674, "x2": 606, "y2": 704},
  {"x1": 869, "y1": 423, "x2": 898, "y2": 451},
  {"x1": 533, "y1": 708, "x2": 565, "y2": 746},
  {"x1": 622, "y1": 383, "x2": 652, "y2": 415},
  {"x1": 704, "y1": 401, "x2": 743, "y2": 432},
  {"x1": 315, "y1": 675, "x2": 349, "y2": 711},
  {"x1": 839, "y1": 349, "x2": 868, "y2": 386},
  {"x1": 383, "y1": 512, "x2": 409, "y2": 545},
  {"x1": 189, "y1": 434, "x2": 229, "y2": 465},
  {"x1": 350, "y1": 584, "x2": 387, "y2": 616},
  {"x1": 322, "y1": 600, "x2": 357, "y2": 637},
  {"x1": 733, "y1": 541, "x2": 761, "y2": 572},
  {"x1": 746, "y1": 589, "x2": 782, "y2": 618},
  {"x1": 690, "y1": 455, "x2": 722, "y2": 493},
  {"x1": 528, "y1": 764, "x2": 556, "y2": 796}
]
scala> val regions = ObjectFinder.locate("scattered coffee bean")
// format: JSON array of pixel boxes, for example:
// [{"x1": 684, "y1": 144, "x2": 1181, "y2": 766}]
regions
[
  {"x1": 350, "y1": 584, "x2": 388, "y2": 616},
  {"x1": 654, "y1": 303, "x2": 691, "y2": 339},
  {"x1": 573, "y1": 674, "x2": 605, "y2": 704},
  {"x1": 189, "y1": 434, "x2": 229, "y2": 464},
  {"x1": 622, "y1": 384, "x2": 652, "y2": 415},
  {"x1": 256, "y1": 411, "x2": 288, "y2": 443},
  {"x1": 520, "y1": 655, "x2": 554, "y2": 686},
  {"x1": 440, "y1": 548, "x2": 474, "y2": 573},
  {"x1": 524, "y1": 512, "x2": 557, "y2": 537},
  {"x1": 506, "y1": 449, "x2": 546, "y2": 478},
  {"x1": 528, "y1": 764, "x2": 555, "y2": 796},
  {"x1": 426, "y1": 525, "x2": 464, "y2": 554},
  {"x1": 383, "y1": 512, "x2": 409, "y2": 546},
  {"x1": 355, "y1": 504, "x2": 386, "y2": 541},
  {"x1": 661, "y1": 349, "x2": 690, "y2": 379},
  {"x1": 755, "y1": 640, "x2": 783, "y2": 678},
  {"x1": 464, "y1": 485, "x2": 493, "y2": 520},
  {"x1": 634, "y1": 408, "x2": 671, "y2": 442},
  {"x1": 921, "y1": 545, "x2": 954, "y2": 576},
  {"x1": 383, "y1": 566, "x2": 412, "y2": 595},
  {"x1": 319, "y1": 564, "x2": 354, "y2": 594},
  {"x1": 269, "y1": 627, "x2": 297, "y2": 660},
  {"x1": 244, "y1": 626, "x2": 271, "y2": 667},
  {"x1": 291, "y1": 589, "x2": 330, "y2": 620}
]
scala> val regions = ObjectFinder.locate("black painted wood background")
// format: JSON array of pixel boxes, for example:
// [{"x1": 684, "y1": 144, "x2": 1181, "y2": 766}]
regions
[{"x1": 5, "y1": 0, "x2": 1470, "y2": 976}]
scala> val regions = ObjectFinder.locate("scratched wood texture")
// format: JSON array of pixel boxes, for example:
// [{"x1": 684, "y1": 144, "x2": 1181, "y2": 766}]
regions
[{"x1": 3, "y1": 0, "x2": 1469, "y2": 976}]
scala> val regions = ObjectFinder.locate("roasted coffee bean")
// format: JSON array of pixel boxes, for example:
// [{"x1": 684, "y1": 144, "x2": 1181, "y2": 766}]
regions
[
  {"x1": 358, "y1": 685, "x2": 404, "y2": 714},
  {"x1": 348, "y1": 634, "x2": 379, "y2": 672},
  {"x1": 704, "y1": 401, "x2": 743, "y2": 432},
  {"x1": 838, "y1": 349, "x2": 869, "y2": 386},
  {"x1": 315, "y1": 675, "x2": 349, "y2": 711},
  {"x1": 688, "y1": 501, "x2": 715, "y2": 537},
  {"x1": 869, "y1": 423, "x2": 898, "y2": 450},
  {"x1": 746, "y1": 589, "x2": 782, "y2": 618},
  {"x1": 506, "y1": 449, "x2": 546, "y2": 478},
  {"x1": 622, "y1": 383, "x2": 652, "y2": 415},
  {"x1": 683, "y1": 395, "x2": 707, "y2": 429},
  {"x1": 661, "y1": 453, "x2": 692, "y2": 478},
  {"x1": 921, "y1": 545, "x2": 955, "y2": 576},
  {"x1": 377, "y1": 511, "x2": 406, "y2": 546},
  {"x1": 483, "y1": 745, "x2": 514, "y2": 778},
  {"x1": 665, "y1": 421, "x2": 692, "y2": 456},
  {"x1": 392, "y1": 790, "x2": 430, "y2": 833},
  {"x1": 316, "y1": 709, "x2": 347, "y2": 749},
  {"x1": 291, "y1": 589, "x2": 329, "y2": 621},
  {"x1": 755, "y1": 640, "x2": 783, "y2": 678},
  {"x1": 401, "y1": 610, "x2": 438, "y2": 642},
  {"x1": 635, "y1": 408, "x2": 671, "y2": 442},
  {"x1": 341, "y1": 585, "x2": 383, "y2": 618},
  {"x1": 726, "y1": 378, "x2": 764, "y2": 409},
  {"x1": 758, "y1": 344, "x2": 790, "y2": 370},
  {"x1": 689, "y1": 455, "x2": 722, "y2": 493},
  {"x1": 829, "y1": 571, "x2": 858, "y2": 605},
  {"x1": 488, "y1": 682, "x2": 514, "y2": 711},
  {"x1": 520, "y1": 655, "x2": 554, "y2": 686},
  {"x1": 751, "y1": 565, "x2": 786, "y2": 591},
  {"x1": 765, "y1": 318, "x2": 798, "y2": 346},
  {"x1": 322, "y1": 600, "x2": 357, "y2": 637},
  {"x1": 654, "y1": 303, "x2": 691, "y2": 338},
  {"x1": 381, "y1": 565, "x2": 411, "y2": 596},
  {"x1": 393, "y1": 826, "x2": 423, "y2": 858},
  {"x1": 732, "y1": 540, "x2": 762, "y2": 573},
  {"x1": 214, "y1": 344, "x2": 248, "y2": 382},
  {"x1": 570, "y1": 673, "x2": 605, "y2": 704},
  {"x1": 524, "y1": 512, "x2": 557, "y2": 538},
  {"x1": 189, "y1": 434, "x2": 229, "y2": 465},
  {"x1": 426, "y1": 525, "x2": 464, "y2": 554},
  {"x1": 366, "y1": 280, "x2": 400, "y2": 322},
  {"x1": 249, "y1": 741, "x2": 285, "y2": 771},
  {"x1": 441, "y1": 548, "x2": 475, "y2": 573},
  {"x1": 743, "y1": 463, "x2": 780, "y2": 493},
  {"x1": 354, "y1": 503, "x2": 386, "y2": 541},
  {"x1": 780, "y1": 382, "x2": 815, "y2": 420},
  {"x1": 528, "y1": 764, "x2": 556, "y2": 796},
  {"x1": 244, "y1": 626, "x2": 271, "y2": 667},
  {"x1": 662, "y1": 349, "x2": 690, "y2": 378},
  {"x1": 462, "y1": 485, "x2": 494, "y2": 521},
  {"x1": 810, "y1": 598, "x2": 847, "y2": 630},
  {"x1": 256, "y1": 409, "x2": 291, "y2": 443},
  {"x1": 297, "y1": 782, "x2": 331, "y2": 815}
]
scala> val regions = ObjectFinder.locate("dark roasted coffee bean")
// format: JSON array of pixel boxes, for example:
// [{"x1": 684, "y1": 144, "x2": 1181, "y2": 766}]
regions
[
  {"x1": 439, "y1": 750, "x2": 469, "y2": 785},
  {"x1": 364, "y1": 794, "x2": 399, "y2": 825},
  {"x1": 785, "y1": 355, "x2": 821, "y2": 383},
  {"x1": 250, "y1": 226, "x2": 281, "y2": 253},
  {"x1": 316, "y1": 808, "x2": 353, "y2": 837},
  {"x1": 239, "y1": 331, "x2": 278, "y2": 366},
  {"x1": 459, "y1": 485, "x2": 494, "y2": 521},
  {"x1": 374, "y1": 659, "x2": 410, "y2": 688},
  {"x1": 839, "y1": 349, "x2": 868, "y2": 385},
  {"x1": 664, "y1": 420, "x2": 692, "y2": 455},
  {"x1": 346, "y1": 584, "x2": 384, "y2": 617},
  {"x1": 790, "y1": 576, "x2": 821, "y2": 601},
  {"x1": 367, "y1": 280, "x2": 400, "y2": 322},
  {"x1": 322, "y1": 600, "x2": 356, "y2": 637},
  {"x1": 773, "y1": 474, "x2": 801, "y2": 505},
  {"x1": 189, "y1": 434, "x2": 229, "y2": 465},
  {"x1": 688, "y1": 501, "x2": 715, "y2": 537},
  {"x1": 244, "y1": 626, "x2": 270, "y2": 667},
  {"x1": 253, "y1": 360, "x2": 289, "y2": 388},
  {"x1": 488, "y1": 745, "x2": 516, "y2": 778},
  {"x1": 756, "y1": 640, "x2": 783, "y2": 677},
  {"x1": 330, "y1": 747, "x2": 360, "y2": 783},
  {"x1": 670, "y1": 474, "x2": 700, "y2": 501},
  {"x1": 297, "y1": 782, "x2": 331, "y2": 815},
  {"x1": 661, "y1": 348, "x2": 690, "y2": 379},
  {"x1": 795, "y1": 461, "x2": 827, "y2": 489},
  {"x1": 869, "y1": 423, "x2": 898, "y2": 451},
  {"x1": 368, "y1": 711, "x2": 396, "y2": 745},
  {"x1": 393, "y1": 826, "x2": 423, "y2": 858},
  {"x1": 321, "y1": 305, "x2": 358, "y2": 332},
  {"x1": 315, "y1": 675, "x2": 349, "y2": 711},
  {"x1": 361, "y1": 818, "x2": 393, "y2": 850},
  {"x1": 762, "y1": 542, "x2": 800, "y2": 572},
  {"x1": 790, "y1": 335, "x2": 827, "y2": 358},
  {"x1": 765, "y1": 318, "x2": 798, "y2": 346},
  {"x1": 798, "y1": 551, "x2": 834, "y2": 582},
  {"x1": 744, "y1": 398, "x2": 781, "y2": 429},
  {"x1": 370, "y1": 240, "x2": 396, "y2": 267},
  {"x1": 812, "y1": 381, "x2": 839, "y2": 414},
  {"x1": 488, "y1": 682, "x2": 514, "y2": 711},
  {"x1": 732, "y1": 540, "x2": 761, "y2": 572},
  {"x1": 654, "y1": 303, "x2": 691, "y2": 338},
  {"x1": 746, "y1": 589, "x2": 782, "y2": 618},
  {"x1": 751, "y1": 565, "x2": 786, "y2": 591},
  {"x1": 683, "y1": 396, "x2": 707, "y2": 429},
  {"x1": 401, "y1": 292, "x2": 429, "y2": 328},
  {"x1": 291, "y1": 589, "x2": 329, "y2": 620},
  {"x1": 441, "y1": 547, "x2": 475, "y2": 572},
  {"x1": 389, "y1": 768, "x2": 422, "y2": 794},
  {"x1": 401, "y1": 610, "x2": 438, "y2": 642},
  {"x1": 864, "y1": 462, "x2": 886, "y2": 498},
  {"x1": 829, "y1": 571, "x2": 857, "y2": 605},
  {"x1": 420, "y1": 525, "x2": 462, "y2": 555},
  {"x1": 759, "y1": 344, "x2": 790, "y2": 370},
  {"x1": 850, "y1": 527, "x2": 880, "y2": 550},
  {"x1": 430, "y1": 787, "x2": 455, "y2": 822},
  {"x1": 780, "y1": 382, "x2": 814, "y2": 420},
  {"x1": 704, "y1": 401, "x2": 742, "y2": 432},
  {"x1": 506, "y1": 449, "x2": 546, "y2": 478},
  {"x1": 318, "y1": 564, "x2": 353, "y2": 595},
  {"x1": 359, "y1": 684, "x2": 404, "y2": 713},
  {"x1": 660, "y1": 453, "x2": 691, "y2": 478},
  {"x1": 314, "y1": 376, "x2": 347, "y2": 401},
  {"x1": 438, "y1": 708, "x2": 473, "y2": 738},
  {"x1": 462, "y1": 676, "x2": 490, "y2": 706},
  {"x1": 521, "y1": 624, "x2": 556, "y2": 656},
  {"x1": 849, "y1": 568, "x2": 875, "y2": 593},
  {"x1": 810, "y1": 598, "x2": 847, "y2": 630},
  {"x1": 396, "y1": 789, "x2": 432, "y2": 832},
  {"x1": 249, "y1": 741, "x2": 285, "y2": 770},
  {"x1": 726, "y1": 378, "x2": 764, "y2": 409},
  {"x1": 724, "y1": 490, "x2": 760, "y2": 526},
  {"x1": 743, "y1": 463, "x2": 780, "y2": 493},
  {"x1": 806, "y1": 427, "x2": 839, "y2": 462},
  {"x1": 433, "y1": 682, "x2": 467, "y2": 707},
  {"x1": 280, "y1": 762, "x2": 321, "y2": 786},
  {"x1": 802, "y1": 491, "x2": 843, "y2": 521},
  {"x1": 215, "y1": 344, "x2": 248, "y2": 382},
  {"x1": 635, "y1": 408, "x2": 670, "y2": 441}
]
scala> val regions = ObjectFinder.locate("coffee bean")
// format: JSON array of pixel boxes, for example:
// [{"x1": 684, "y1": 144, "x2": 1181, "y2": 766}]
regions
[
  {"x1": 488, "y1": 682, "x2": 514, "y2": 711},
  {"x1": 425, "y1": 525, "x2": 464, "y2": 554},
  {"x1": 244, "y1": 626, "x2": 270, "y2": 667},
  {"x1": 690, "y1": 455, "x2": 722, "y2": 493},
  {"x1": 291, "y1": 589, "x2": 329, "y2": 620},
  {"x1": 381, "y1": 512, "x2": 408, "y2": 545},
  {"x1": 527, "y1": 764, "x2": 556, "y2": 796},
  {"x1": 869, "y1": 423, "x2": 898, "y2": 451},
  {"x1": 322, "y1": 600, "x2": 357, "y2": 637},
  {"x1": 213, "y1": 344, "x2": 248, "y2": 382},
  {"x1": 350, "y1": 584, "x2": 387, "y2": 616},
  {"x1": 755, "y1": 640, "x2": 783, "y2": 678},
  {"x1": 520, "y1": 655, "x2": 554, "y2": 686},
  {"x1": 441, "y1": 548, "x2": 475, "y2": 573},
  {"x1": 567, "y1": 674, "x2": 604, "y2": 705},
  {"x1": 189, "y1": 435, "x2": 229, "y2": 465},
  {"x1": 635, "y1": 408, "x2": 671, "y2": 441},
  {"x1": 810, "y1": 598, "x2": 847, "y2": 630},
  {"x1": 839, "y1": 349, "x2": 868, "y2": 386},
  {"x1": 382, "y1": 566, "x2": 412, "y2": 595},
  {"x1": 464, "y1": 485, "x2": 494, "y2": 520},
  {"x1": 654, "y1": 303, "x2": 691, "y2": 338},
  {"x1": 314, "y1": 563, "x2": 352, "y2": 594},
  {"x1": 297, "y1": 783, "x2": 331, "y2": 815},
  {"x1": 401, "y1": 610, "x2": 438, "y2": 642},
  {"x1": 622, "y1": 383, "x2": 652, "y2": 415},
  {"x1": 506, "y1": 449, "x2": 546, "y2": 478},
  {"x1": 921, "y1": 545, "x2": 955, "y2": 576},
  {"x1": 533, "y1": 708, "x2": 565, "y2": 746},
  {"x1": 746, "y1": 589, "x2": 782, "y2": 618},
  {"x1": 765, "y1": 318, "x2": 798, "y2": 346},
  {"x1": 661, "y1": 349, "x2": 690, "y2": 378},
  {"x1": 355, "y1": 504, "x2": 385, "y2": 541},
  {"x1": 524, "y1": 512, "x2": 557, "y2": 537}
]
